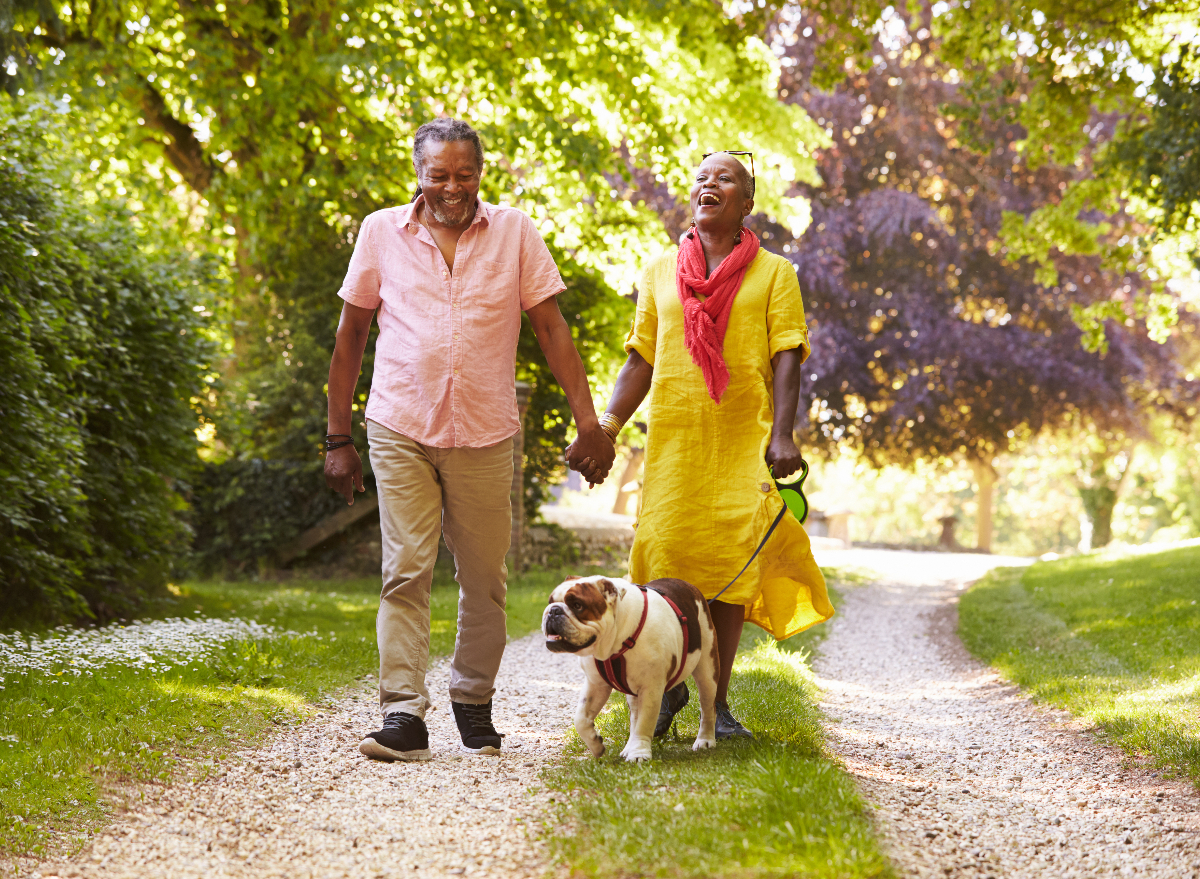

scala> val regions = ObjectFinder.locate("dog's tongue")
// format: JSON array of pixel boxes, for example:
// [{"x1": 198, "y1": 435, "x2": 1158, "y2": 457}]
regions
[{"x1": 545, "y1": 633, "x2": 562, "y2": 641}]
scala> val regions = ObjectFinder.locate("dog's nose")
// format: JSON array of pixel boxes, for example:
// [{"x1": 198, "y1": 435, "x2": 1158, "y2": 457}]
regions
[{"x1": 547, "y1": 605, "x2": 565, "y2": 617}]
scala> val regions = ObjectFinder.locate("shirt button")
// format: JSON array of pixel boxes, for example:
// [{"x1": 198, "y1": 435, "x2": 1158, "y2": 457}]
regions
[
  {"x1": 761, "y1": 483, "x2": 771, "y2": 493},
  {"x1": 454, "y1": 369, "x2": 460, "y2": 376},
  {"x1": 454, "y1": 334, "x2": 460, "y2": 340}
]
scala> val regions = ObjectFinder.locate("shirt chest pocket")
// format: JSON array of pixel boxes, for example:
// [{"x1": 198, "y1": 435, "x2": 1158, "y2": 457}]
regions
[{"x1": 469, "y1": 259, "x2": 519, "y2": 312}]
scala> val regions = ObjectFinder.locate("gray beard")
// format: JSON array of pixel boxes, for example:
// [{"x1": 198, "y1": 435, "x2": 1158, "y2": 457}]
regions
[{"x1": 427, "y1": 195, "x2": 476, "y2": 227}]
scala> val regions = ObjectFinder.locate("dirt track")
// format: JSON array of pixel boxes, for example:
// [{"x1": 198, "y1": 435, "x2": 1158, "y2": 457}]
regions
[{"x1": 812, "y1": 549, "x2": 1200, "y2": 878}]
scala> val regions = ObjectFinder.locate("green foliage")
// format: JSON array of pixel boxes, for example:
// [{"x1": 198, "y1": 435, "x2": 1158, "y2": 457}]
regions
[
  {"x1": 0, "y1": 565, "x2": 565, "y2": 859},
  {"x1": 544, "y1": 641, "x2": 891, "y2": 879},
  {"x1": 188, "y1": 459, "x2": 368, "y2": 574},
  {"x1": 959, "y1": 547, "x2": 1200, "y2": 783},
  {"x1": 0, "y1": 102, "x2": 217, "y2": 623},
  {"x1": 1115, "y1": 47, "x2": 1200, "y2": 239}
]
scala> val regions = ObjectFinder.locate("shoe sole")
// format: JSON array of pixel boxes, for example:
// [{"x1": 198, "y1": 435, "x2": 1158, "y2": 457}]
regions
[
  {"x1": 359, "y1": 737, "x2": 432, "y2": 762},
  {"x1": 459, "y1": 743, "x2": 501, "y2": 756}
]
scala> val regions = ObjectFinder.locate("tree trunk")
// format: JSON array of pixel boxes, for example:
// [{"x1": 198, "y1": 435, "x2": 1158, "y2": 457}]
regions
[
  {"x1": 612, "y1": 447, "x2": 645, "y2": 516},
  {"x1": 970, "y1": 458, "x2": 996, "y2": 553},
  {"x1": 1080, "y1": 446, "x2": 1132, "y2": 549},
  {"x1": 1077, "y1": 444, "x2": 1134, "y2": 550}
]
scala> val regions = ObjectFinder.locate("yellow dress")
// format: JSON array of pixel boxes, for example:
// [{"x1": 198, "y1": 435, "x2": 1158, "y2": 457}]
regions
[{"x1": 625, "y1": 247, "x2": 834, "y2": 639}]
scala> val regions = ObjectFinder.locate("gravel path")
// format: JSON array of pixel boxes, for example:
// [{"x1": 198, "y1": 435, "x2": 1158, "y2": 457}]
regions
[
  {"x1": 812, "y1": 549, "x2": 1200, "y2": 879},
  {"x1": 35, "y1": 634, "x2": 581, "y2": 879}
]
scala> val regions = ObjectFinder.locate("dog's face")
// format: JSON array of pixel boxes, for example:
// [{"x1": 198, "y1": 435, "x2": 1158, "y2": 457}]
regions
[{"x1": 542, "y1": 575, "x2": 619, "y2": 654}]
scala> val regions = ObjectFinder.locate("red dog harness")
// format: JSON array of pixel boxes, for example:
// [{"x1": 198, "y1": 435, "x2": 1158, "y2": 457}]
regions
[{"x1": 594, "y1": 585, "x2": 690, "y2": 696}]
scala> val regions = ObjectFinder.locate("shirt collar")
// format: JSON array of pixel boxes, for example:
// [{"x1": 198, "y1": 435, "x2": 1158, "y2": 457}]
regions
[{"x1": 398, "y1": 194, "x2": 491, "y2": 232}]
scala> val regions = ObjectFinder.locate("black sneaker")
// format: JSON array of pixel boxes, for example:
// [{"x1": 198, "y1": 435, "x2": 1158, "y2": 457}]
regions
[
  {"x1": 452, "y1": 700, "x2": 503, "y2": 755},
  {"x1": 653, "y1": 683, "x2": 690, "y2": 738},
  {"x1": 715, "y1": 700, "x2": 754, "y2": 740},
  {"x1": 359, "y1": 711, "x2": 432, "y2": 762}
]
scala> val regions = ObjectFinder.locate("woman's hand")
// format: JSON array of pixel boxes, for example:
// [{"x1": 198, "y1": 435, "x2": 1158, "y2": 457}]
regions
[
  {"x1": 565, "y1": 424, "x2": 616, "y2": 486},
  {"x1": 325, "y1": 445, "x2": 365, "y2": 504},
  {"x1": 765, "y1": 433, "x2": 804, "y2": 481}
]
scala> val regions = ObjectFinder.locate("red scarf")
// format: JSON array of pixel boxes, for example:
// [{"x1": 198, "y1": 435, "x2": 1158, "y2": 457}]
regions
[{"x1": 676, "y1": 229, "x2": 760, "y2": 402}]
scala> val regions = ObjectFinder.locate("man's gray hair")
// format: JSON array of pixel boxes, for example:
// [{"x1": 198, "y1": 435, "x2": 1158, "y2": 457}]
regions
[{"x1": 412, "y1": 118, "x2": 485, "y2": 175}]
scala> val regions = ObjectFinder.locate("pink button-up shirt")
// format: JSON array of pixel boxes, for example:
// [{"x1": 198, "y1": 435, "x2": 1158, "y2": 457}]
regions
[{"x1": 338, "y1": 196, "x2": 564, "y2": 448}]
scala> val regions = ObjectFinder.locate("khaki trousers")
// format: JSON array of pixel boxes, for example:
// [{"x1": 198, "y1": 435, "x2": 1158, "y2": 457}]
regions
[{"x1": 367, "y1": 420, "x2": 513, "y2": 719}]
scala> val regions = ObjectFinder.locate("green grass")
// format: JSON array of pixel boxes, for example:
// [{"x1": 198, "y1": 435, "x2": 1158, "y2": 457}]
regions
[
  {"x1": 542, "y1": 577, "x2": 890, "y2": 879},
  {"x1": 959, "y1": 543, "x2": 1200, "y2": 783},
  {"x1": 0, "y1": 563, "x2": 592, "y2": 860}
]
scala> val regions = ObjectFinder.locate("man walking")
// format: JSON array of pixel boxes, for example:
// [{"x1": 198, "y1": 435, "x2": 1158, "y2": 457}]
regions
[{"x1": 324, "y1": 118, "x2": 614, "y2": 761}]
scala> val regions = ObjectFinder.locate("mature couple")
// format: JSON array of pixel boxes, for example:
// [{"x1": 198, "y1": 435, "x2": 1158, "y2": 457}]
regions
[{"x1": 324, "y1": 118, "x2": 833, "y2": 762}]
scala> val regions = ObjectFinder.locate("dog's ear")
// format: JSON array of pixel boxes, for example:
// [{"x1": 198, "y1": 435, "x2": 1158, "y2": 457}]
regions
[
  {"x1": 563, "y1": 575, "x2": 582, "y2": 581},
  {"x1": 598, "y1": 578, "x2": 618, "y2": 599}
]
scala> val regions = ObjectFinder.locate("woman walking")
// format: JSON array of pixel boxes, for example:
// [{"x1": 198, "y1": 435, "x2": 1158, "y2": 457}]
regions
[{"x1": 577, "y1": 151, "x2": 833, "y2": 738}]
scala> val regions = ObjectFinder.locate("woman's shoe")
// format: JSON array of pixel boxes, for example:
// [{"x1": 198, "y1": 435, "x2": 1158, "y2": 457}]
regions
[
  {"x1": 714, "y1": 700, "x2": 754, "y2": 739},
  {"x1": 654, "y1": 683, "x2": 690, "y2": 737}
]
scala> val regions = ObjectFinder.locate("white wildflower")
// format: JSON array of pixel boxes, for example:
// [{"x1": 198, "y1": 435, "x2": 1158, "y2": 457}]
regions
[{"x1": 0, "y1": 617, "x2": 291, "y2": 676}]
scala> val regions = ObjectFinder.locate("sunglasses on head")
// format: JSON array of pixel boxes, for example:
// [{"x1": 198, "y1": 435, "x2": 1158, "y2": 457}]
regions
[{"x1": 701, "y1": 150, "x2": 755, "y2": 196}]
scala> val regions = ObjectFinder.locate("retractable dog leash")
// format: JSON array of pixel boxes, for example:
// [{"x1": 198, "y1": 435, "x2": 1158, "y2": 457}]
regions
[{"x1": 706, "y1": 458, "x2": 810, "y2": 605}]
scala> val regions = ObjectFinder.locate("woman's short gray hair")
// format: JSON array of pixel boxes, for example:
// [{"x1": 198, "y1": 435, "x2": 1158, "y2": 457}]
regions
[{"x1": 412, "y1": 118, "x2": 484, "y2": 175}]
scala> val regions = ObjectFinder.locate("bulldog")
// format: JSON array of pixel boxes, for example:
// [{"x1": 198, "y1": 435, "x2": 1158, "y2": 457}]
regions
[{"x1": 542, "y1": 575, "x2": 719, "y2": 762}]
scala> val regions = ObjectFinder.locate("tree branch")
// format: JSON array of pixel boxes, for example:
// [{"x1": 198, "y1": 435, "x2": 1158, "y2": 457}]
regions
[{"x1": 140, "y1": 82, "x2": 214, "y2": 193}]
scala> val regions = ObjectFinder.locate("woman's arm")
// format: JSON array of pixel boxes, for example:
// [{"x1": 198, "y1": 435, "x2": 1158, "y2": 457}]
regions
[
  {"x1": 765, "y1": 347, "x2": 805, "y2": 479},
  {"x1": 562, "y1": 350, "x2": 653, "y2": 485},
  {"x1": 606, "y1": 350, "x2": 654, "y2": 423}
]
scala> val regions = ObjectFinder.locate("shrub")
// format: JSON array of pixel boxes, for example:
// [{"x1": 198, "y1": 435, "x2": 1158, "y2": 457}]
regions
[
  {"x1": 188, "y1": 458, "x2": 376, "y2": 575},
  {"x1": 0, "y1": 103, "x2": 217, "y2": 623}
]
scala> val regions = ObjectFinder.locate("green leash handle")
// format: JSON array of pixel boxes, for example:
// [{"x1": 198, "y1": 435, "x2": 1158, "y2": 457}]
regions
[
  {"x1": 774, "y1": 458, "x2": 810, "y2": 525},
  {"x1": 707, "y1": 456, "x2": 811, "y2": 605}
]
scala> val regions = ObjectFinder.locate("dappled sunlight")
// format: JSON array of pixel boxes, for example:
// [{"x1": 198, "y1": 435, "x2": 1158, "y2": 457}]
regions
[
  {"x1": 1111, "y1": 674, "x2": 1200, "y2": 713},
  {"x1": 333, "y1": 600, "x2": 375, "y2": 614},
  {"x1": 154, "y1": 679, "x2": 309, "y2": 712}
]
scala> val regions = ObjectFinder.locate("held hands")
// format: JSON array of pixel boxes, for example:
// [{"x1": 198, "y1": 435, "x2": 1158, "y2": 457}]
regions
[
  {"x1": 324, "y1": 444, "x2": 366, "y2": 504},
  {"x1": 765, "y1": 433, "x2": 804, "y2": 481},
  {"x1": 565, "y1": 422, "x2": 616, "y2": 487}
]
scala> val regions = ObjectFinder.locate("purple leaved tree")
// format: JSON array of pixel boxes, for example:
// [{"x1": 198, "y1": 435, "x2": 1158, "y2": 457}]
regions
[{"x1": 759, "y1": 15, "x2": 1200, "y2": 550}]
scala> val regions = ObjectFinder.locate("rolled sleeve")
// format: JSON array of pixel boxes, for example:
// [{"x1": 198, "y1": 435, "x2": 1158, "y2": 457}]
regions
[
  {"x1": 338, "y1": 212, "x2": 383, "y2": 309},
  {"x1": 767, "y1": 261, "x2": 811, "y2": 363},
  {"x1": 517, "y1": 216, "x2": 566, "y2": 311},
  {"x1": 623, "y1": 267, "x2": 659, "y2": 366}
]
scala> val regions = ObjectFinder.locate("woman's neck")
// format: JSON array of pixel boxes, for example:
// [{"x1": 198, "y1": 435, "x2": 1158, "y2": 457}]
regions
[{"x1": 695, "y1": 226, "x2": 738, "y2": 278}]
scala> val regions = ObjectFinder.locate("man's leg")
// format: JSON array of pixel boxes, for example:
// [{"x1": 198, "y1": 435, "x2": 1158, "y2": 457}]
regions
[
  {"x1": 368, "y1": 420, "x2": 442, "y2": 721},
  {"x1": 439, "y1": 436, "x2": 513, "y2": 752}
]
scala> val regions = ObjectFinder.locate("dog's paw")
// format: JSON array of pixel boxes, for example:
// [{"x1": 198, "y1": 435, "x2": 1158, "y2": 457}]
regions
[
  {"x1": 692, "y1": 737, "x2": 717, "y2": 751},
  {"x1": 620, "y1": 742, "x2": 653, "y2": 763},
  {"x1": 578, "y1": 730, "x2": 600, "y2": 758}
]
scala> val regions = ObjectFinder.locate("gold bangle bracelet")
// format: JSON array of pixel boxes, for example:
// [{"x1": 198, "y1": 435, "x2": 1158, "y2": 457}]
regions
[{"x1": 599, "y1": 412, "x2": 625, "y2": 436}]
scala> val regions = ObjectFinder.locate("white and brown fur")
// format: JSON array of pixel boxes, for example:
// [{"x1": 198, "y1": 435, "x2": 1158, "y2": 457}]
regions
[{"x1": 542, "y1": 575, "x2": 719, "y2": 762}]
